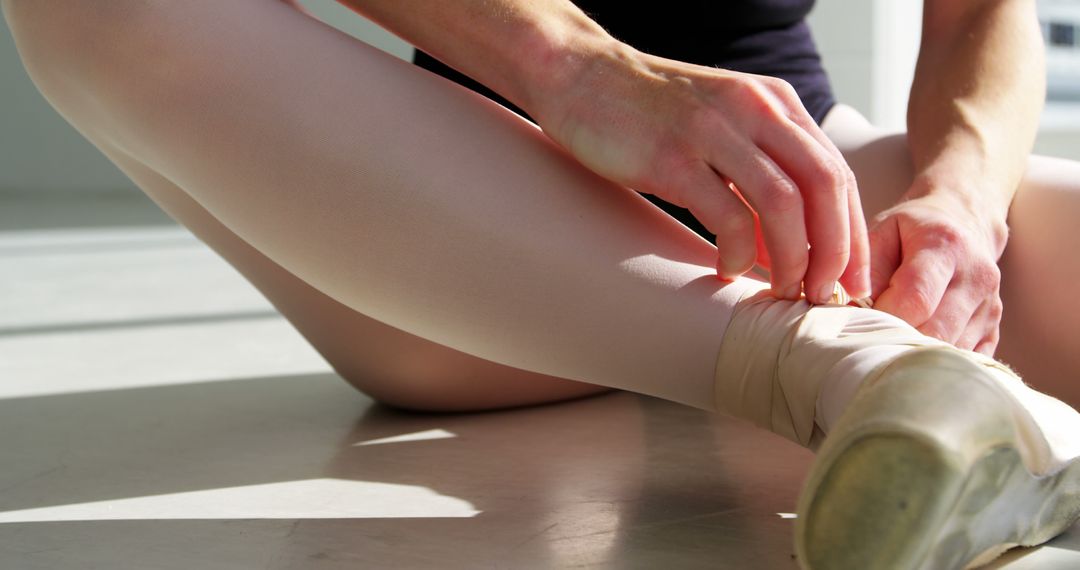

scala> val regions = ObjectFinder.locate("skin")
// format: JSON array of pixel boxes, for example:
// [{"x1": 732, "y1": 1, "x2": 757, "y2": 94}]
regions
[
  {"x1": 870, "y1": 0, "x2": 1044, "y2": 355},
  {"x1": 327, "y1": 0, "x2": 871, "y2": 305},
  {"x1": 328, "y1": 0, "x2": 1043, "y2": 354}
]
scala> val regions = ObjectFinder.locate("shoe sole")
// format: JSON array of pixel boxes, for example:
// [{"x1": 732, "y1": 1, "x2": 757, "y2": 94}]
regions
[{"x1": 795, "y1": 347, "x2": 1080, "y2": 569}]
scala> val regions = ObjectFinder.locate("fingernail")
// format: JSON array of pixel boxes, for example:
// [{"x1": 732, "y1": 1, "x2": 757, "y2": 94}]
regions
[
  {"x1": 851, "y1": 268, "x2": 871, "y2": 299},
  {"x1": 717, "y1": 254, "x2": 751, "y2": 280},
  {"x1": 716, "y1": 254, "x2": 738, "y2": 279},
  {"x1": 817, "y1": 282, "x2": 836, "y2": 304}
]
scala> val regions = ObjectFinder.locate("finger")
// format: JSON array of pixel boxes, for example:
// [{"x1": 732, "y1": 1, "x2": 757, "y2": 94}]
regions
[
  {"x1": 839, "y1": 178, "x2": 871, "y2": 298},
  {"x1": 751, "y1": 203, "x2": 770, "y2": 269},
  {"x1": 917, "y1": 286, "x2": 984, "y2": 347},
  {"x1": 755, "y1": 117, "x2": 849, "y2": 304},
  {"x1": 873, "y1": 247, "x2": 956, "y2": 328},
  {"x1": 709, "y1": 141, "x2": 808, "y2": 299},
  {"x1": 674, "y1": 161, "x2": 758, "y2": 279},
  {"x1": 866, "y1": 215, "x2": 902, "y2": 300},
  {"x1": 959, "y1": 297, "x2": 1003, "y2": 355},
  {"x1": 974, "y1": 331, "x2": 1000, "y2": 357},
  {"x1": 766, "y1": 81, "x2": 871, "y2": 298},
  {"x1": 724, "y1": 178, "x2": 771, "y2": 270}
]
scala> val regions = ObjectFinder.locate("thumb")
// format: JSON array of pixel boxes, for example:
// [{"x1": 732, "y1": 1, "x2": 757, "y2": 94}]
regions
[
  {"x1": 753, "y1": 209, "x2": 770, "y2": 270},
  {"x1": 868, "y1": 215, "x2": 901, "y2": 300}
]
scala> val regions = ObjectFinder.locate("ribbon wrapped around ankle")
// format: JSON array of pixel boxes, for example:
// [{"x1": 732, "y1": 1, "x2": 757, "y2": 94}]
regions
[{"x1": 712, "y1": 288, "x2": 951, "y2": 447}]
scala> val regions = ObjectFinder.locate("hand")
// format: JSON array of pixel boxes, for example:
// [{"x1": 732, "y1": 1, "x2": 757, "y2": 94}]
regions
[
  {"x1": 868, "y1": 191, "x2": 1008, "y2": 355},
  {"x1": 531, "y1": 45, "x2": 870, "y2": 303}
]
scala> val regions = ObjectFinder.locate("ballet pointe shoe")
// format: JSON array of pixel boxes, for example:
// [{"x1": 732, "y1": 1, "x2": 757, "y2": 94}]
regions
[
  {"x1": 711, "y1": 284, "x2": 1080, "y2": 569},
  {"x1": 795, "y1": 347, "x2": 1080, "y2": 570}
]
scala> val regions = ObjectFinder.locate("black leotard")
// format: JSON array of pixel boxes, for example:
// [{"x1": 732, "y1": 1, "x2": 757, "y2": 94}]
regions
[
  {"x1": 570, "y1": 0, "x2": 834, "y2": 123},
  {"x1": 413, "y1": 0, "x2": 835, "y2": 243}
]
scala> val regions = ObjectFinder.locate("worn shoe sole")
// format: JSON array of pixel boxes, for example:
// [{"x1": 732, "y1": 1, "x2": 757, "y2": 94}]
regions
[{"x1": 795, "y1": 347, "x2": 1080, "y2": 569}]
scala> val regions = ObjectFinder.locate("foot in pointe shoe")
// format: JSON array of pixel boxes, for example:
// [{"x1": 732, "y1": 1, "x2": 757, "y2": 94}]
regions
[
  {"x1": 795, "y1": 346, "x2": 1080, "y2": 569},
  {"x1": 711, "y1": 284, "x2": 1080, "y2": 569}
]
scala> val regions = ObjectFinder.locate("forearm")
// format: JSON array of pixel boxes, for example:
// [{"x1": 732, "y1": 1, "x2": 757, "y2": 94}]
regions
[
  {"x1": 331, "y1": 0, "x2": 623, "y2": 124},
  {"x1": 331, "y1": 0, "x2": 872, "y2": 300},
  {"x1": 907, "y1": 0, "x2": 1045, "y2": 249}
]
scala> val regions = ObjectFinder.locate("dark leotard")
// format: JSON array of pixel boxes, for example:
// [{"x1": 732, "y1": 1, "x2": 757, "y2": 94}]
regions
[{"x1": 413, "y1": 0, "x2": 835, "y2": 243}]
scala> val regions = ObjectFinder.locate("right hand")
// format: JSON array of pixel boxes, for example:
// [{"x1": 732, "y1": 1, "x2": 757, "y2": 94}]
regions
[{"x1": 531, "y1": 44, "x2": 870, "y2": 303}]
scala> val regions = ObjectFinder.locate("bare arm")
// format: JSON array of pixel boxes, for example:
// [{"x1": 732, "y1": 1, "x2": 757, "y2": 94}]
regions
[
  {"x1": 332, "y1": 0, "x2": 608, "y2": 128},
  {"x1": 908, "y1": 0, "x2": 1044, "y2": 239},
  {"x1": 870, "y1": 0, "x2": 1044, "y2": 354},
  {"x1": 329, "y1": 0, "x2": 872, "y2": 303}
]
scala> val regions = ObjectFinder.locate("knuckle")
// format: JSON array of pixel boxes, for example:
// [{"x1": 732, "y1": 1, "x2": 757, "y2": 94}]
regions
[
  {"x1": 739, "y1": 79, "x2": 773, "y2": 102},
  {"x1": 757, "y1": 173, "x2": 801, "y2": 212},
  {"x1": 988, "y1": 298, "x2": 1004, "y2": 320},
  {"x1": 898, "y1": 279, "x2": 937, "y2": 321},
  {"x1": 813, "y1": 159, "x2": 848, "y2": 194},
  {"x1": 771, "y1": 80, "x2": 806, "y2": 118},
  {"x1": 843, "y1": 164, "x2": 859, "y2": 190},
  {"x1": 721, "y1": 209, "x2": 755, "y2": 237},
  {"x1": 734, "y1": 80, "x2": 783, "y2": 118},
  {"x1": 770, "y1": 77, "x2": 799, "y2": 98},
  {"x1": 931, "y1": 224, "x2": 966, "y2": 249},
  {"x1": 966, "y1": 260, "x2": 1002, "y2": 291},
  {"x1": 985, "y1": 261, "x2": 1003, "y2": 283},
  {"x1": 982, "y1": 264, "x2": 1002, "y2": 288},
  {"x1": 757, "y1": 76, "x2": 796, "y2": 101},
  {"x1": 661, "y1": 158, "x2": 704, "y2": 205}
]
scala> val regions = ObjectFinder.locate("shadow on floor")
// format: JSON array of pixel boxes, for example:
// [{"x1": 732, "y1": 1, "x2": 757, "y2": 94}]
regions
[{"x1": 0, "y1": 372, "x2": 815, "y2": 568}]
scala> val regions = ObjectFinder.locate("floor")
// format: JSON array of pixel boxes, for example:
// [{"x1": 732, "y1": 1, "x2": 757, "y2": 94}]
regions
[{"x1": 1, "y1": 191, "x2": 1078, "y2": 569}]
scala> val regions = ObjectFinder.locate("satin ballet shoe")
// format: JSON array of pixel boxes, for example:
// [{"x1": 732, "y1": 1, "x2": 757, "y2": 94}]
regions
[{"x1": 795, "y1": 347, "x2": 1080, "y2": 570}]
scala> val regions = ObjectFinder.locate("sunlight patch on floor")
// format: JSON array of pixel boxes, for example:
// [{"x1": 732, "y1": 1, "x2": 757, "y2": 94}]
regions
[{"x1": 0, "y1": 478, "x2": 480, "y2": 522}]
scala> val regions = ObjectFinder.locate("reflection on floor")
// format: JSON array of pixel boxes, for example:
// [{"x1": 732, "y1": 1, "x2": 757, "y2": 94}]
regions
[{"x1": 1, "y1": 193, "x2": 1077, "y2": 569}]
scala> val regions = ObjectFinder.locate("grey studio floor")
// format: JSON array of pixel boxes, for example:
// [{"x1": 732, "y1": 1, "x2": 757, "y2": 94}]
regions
[{"x1": 1, "y1": 190, "x2": 1079, "y2": 570}]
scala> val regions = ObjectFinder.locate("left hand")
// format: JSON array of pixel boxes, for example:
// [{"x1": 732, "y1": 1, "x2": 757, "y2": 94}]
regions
[{"x1": 868, "y1": 191, "x2": 1008, "y2": 356}]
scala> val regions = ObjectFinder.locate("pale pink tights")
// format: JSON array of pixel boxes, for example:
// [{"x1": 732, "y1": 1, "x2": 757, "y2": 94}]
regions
[{"x1": 4, "y1": 0, "x2": 1078, "y2": 413}]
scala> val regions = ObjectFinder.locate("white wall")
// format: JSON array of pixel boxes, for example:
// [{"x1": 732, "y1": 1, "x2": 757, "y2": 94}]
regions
[
  {"x1": 810, "y1": 0, "x2": 1079, "y2": 160},
  {"x1": 808, "y1": 0, "x2": 921, "y2": 132}
]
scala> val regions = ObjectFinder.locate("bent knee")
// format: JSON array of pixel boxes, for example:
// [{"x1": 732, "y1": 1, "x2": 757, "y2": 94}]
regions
[
  {"x1": 6, "y1": 1, "x2": 160, "y2": 80},
  {"x1": 5, "y1": 1, "x2": 216, "y2": 141}
]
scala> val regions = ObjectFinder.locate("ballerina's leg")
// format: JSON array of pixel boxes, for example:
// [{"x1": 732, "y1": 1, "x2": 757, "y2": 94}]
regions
[{"x1": 2, "y1": 0, "x2": 760, "y2": 411}]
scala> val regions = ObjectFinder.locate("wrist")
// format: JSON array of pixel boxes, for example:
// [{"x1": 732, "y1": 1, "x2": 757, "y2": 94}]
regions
[
  {"x1": 512, "y1": 15, "x2": 634, "y2": 133},
  {"x1": 906, "y1": 169, "x2": 1011, "y2": 256}
]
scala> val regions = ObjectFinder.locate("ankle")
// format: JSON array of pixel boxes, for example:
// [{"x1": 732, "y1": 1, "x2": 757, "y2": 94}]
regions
[{"x1": 713, "y1": 290, "x2": 948, "y2": 447}]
